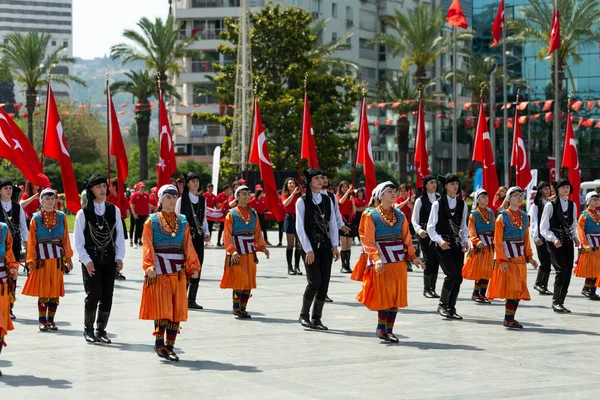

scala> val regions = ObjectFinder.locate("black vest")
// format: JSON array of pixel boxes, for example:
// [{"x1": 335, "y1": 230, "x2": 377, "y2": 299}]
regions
[
  {"x1": 302, "y1": 194, "x2": 332, "y2": 251},
  {"x1": 435, "y1": 196, "x2": 465, "y2": 244},
  {"x1": 549, "y1": 198, "x2": 574, "y2": 243},
  {"x1": 419, "y1": 193, "x2": 438, "y2": 229},
  {"x1": 83, "y1": 202, "x2": 117, "y2": 264},
  {"x1": 181, "y1": 194, "x2": 206, "y2": 238},
  {"x1": 0, "y1": 202, "x2": 22, "y2": 258},
  {"x1": 535, "y1": 200, "x2": 546, "y2": 243}
]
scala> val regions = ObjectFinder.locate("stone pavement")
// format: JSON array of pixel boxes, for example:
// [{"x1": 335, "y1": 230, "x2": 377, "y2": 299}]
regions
[{"x1": 1, "y1": 233, "x2": 600, "y2": 399}]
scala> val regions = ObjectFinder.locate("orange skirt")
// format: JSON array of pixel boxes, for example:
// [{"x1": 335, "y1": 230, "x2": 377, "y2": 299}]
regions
[
  {"x1": 356, "y1": 261, "x2": 408, "y2": 310},
  {"x1": 139, "y1": 269, "x2": 188, "y2": 322},
  {"x1": 22, "y1": 259, "x2": 65, "y2": 298},
  {"x1": 574, "y1": 251, "x2": 600, "y2": 278},
  {"x1": 462, "y1": 246, "x2": 494, "y2": 280},
  {"x1": 0, "y1": 285, "x2": 14, "y2": 337},
  {"x1": 350, "y1": 253, "x2": 368, "y2": 282},
  {"x1": 487, "y1": 259, "x2": 531, "y2": 301},
  {"x1": 220, "y1": 254, "x2": 257, "y2": 290}
]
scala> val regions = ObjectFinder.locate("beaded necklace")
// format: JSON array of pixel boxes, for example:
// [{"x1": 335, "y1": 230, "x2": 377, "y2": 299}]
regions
[
  {"x1": 587, "y1": 207, "x2": 600, "y2": 225},
  {"x1": 238, "y1": 205, "x2": 251, "y2": 225},
  {"x1": 161, "y1": 212, "x2": 179, "y2": 237},
  {"x1": 508, "y1": 207, "x2": 523, "y2": 230},
  {"x1": 377, "y1": 205, "x2": 397, "y2": 226},
  {"x1": 42, "y1": 209, "x2": 57, "y2": 232},
  {"x1": 477, "y1": 206, "x2": 491, "y2": 224}
]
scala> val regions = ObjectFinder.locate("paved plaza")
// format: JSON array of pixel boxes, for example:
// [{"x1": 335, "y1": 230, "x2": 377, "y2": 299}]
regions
[{"x1": 1, "y1": 232, "x2": 599, "y2": 399}]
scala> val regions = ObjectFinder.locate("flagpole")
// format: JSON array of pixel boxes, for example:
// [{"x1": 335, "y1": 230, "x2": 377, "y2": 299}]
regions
[
  {"x1": 502, "y1": 15, "x2": 508, "y2": 187},
  {"x1": 452, "y1": 27, "x2": 458, "y2": 173},
  {"x1": 106, "y1": 65, "x2": 111, "y2": 182},
  {"x1": 553, "y1": 0, "x2": 561, "y2": 177},
  {"x1": 40, "y1": 68, "x2": 53, "y2": 168},
  {"x1": 246, "y1": 90, "x2": 256, "y2": 183},
  {"x1": 299, "y1": 74, "x2": 308, "y2": 185},
  {"x1": 466, "y1": 86, "x2": 485, "y2": 196},
  {"x1": 352, "y1": 83, "x2": 367, "y2": 189}
]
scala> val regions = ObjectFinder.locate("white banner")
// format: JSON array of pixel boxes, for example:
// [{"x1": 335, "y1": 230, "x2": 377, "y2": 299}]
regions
[
  {"x1": 526, "y1": 169, "x2": 538, "y2": 212},
  {"x1": 212, "y1": 146, "x2": 221, "y2": 188}
]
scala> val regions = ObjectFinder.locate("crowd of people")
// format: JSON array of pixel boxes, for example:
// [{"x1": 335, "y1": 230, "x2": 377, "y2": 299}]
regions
[{"x1": 1, "y1": 169, "x2": 599, "y2": 375}]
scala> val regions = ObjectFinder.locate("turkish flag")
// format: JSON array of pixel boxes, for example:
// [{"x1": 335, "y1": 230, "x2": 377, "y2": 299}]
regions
[
  {"x1": 413, "y1": 97, "x2": 430, "y2": 188},
  {"x1": 0, "y1": 106, "x2": 47, "y2": 187},
  {"x1": 248, "y1": 99, "x2": 282, "y2": 221},
  {"x1": 472, "y1": 102, "x2": 499, "y2": 200},
  {"x1": 491, "y1": 0, "x2": 504, "y2": 47},
  {"x1": 42, "y1": 84, "x2": 80, "y2": 214},
  {"x1": 446, "y1": 0, "x2": 468, "y2": 29},
  {"x1": 301, "y1": 91, "x2": 319, "y2": 168},
  {"x1": 510, "y1": 108, "x2": 532, "y2": 189},
  {"x1": 548, "y1": 6, "x2": 561, "y2": 55},
  {"x1": 108, "y1": 88, "x2": 128, "y2": 204},
  {"x1": 157, "y1": 93, "x2": 177, "y2": 188},
  {"x1": 356, "y1": 98, "x2": 376, "y2": 197},
  {"x1": 562, "y1": 111, "x2": 581, "y2": 213}
]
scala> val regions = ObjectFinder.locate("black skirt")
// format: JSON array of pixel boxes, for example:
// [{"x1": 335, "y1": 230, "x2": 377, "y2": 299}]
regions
[{"x1": 283, "y1": 213, "x2": 296, "y2": 234}]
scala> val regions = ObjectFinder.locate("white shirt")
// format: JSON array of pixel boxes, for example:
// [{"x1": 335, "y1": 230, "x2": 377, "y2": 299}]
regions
[
  {"x1": 411, "y1": 192, "x2": 438, "y2": 235},
  {"x1": 540, "y1": 198, "x2": 578, "y2": 243},
  {"x1": 1, "y1": 200, "x2": 29, "y2": 242},
  {"x1": 74, "y1": 201, "x2": 125, "y2": 266},
  {"x1": 321, "y1": 189, "x2": 346, "y2": 229},
  {"x1": 426, "y1": 196, "x2": 469, "y2": 245},
  {"x1": 175, "y1": 192, "x2": 209, "y2": 235},
  {"x1": 296, "y1": 192, "x2": 340, "y2": 253},
  {"x1": 528, "y1": 199, "x2": 548, "y2": 243}
]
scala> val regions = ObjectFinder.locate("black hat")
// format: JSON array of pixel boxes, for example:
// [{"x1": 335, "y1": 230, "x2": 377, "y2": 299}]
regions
[
  {"x1": 438, "y1": 173, "x2": 459, "y2": 185},
  {"x1": 303, "y1": 168, "x2": 323, "y2": 187},
  {"x1": 553, "y1": 177, "x2": 573, "y2": 195},
  {"x1": 86, "y1": 174, "x2": 107, "y2": 190},
  {"x1": 533, "y1": 181, "x2": 550, "y2": 205},
  {"x1": 0, "y1": 178, "x2": 13, "y2": 189},
  {"x1": 184, "y1": 172, "x2": 200, "y2": 184},
  {"x1": 422, "y1": 175, "x2": 436, "y2": 188}
]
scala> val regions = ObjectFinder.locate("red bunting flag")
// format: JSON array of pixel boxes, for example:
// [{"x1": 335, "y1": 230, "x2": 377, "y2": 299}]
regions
[
  {"x1": 562, "y1": 110, "x2": 580, "y2": 213},
  {"x1": 356, "y1": 98, "x2": 377, "y2": 197},
  {"x1": 472, "y1": 101, "x2": 499, "y2": 200},
  {"x1": 510, "y1": 107, "x2": 532, "y2": 189},
  {"x1": 157, "y1": 93, "x2": 177, "y2": 187},
  {"x1": 301, "y1": 91, "x2": 319, "y2": 168},
  {"x1": 491, "y1": 0, "x2": 504, "y2": 47},
  {"x1": 413, "y1": 97, "x2": 431, "y2": 188}
]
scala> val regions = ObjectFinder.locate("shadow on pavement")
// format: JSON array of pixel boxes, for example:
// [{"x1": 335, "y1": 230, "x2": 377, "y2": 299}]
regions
[
  {"x1": 522, "y1": 327, "x2": 600, "y2": 336},
  {"x1": 397, "y1": 341, "x2": 483, "y2": 351},
  {"x1": 461, "y1": 318, "x2": 544, "y2": 328},
  {"x1": 166, "y1": 359, "x2": 262, "y2": 373},
  {"x1": 13, "y1": 318, "x2": 73, "y2": 328},
  {"x1": 0, "y1": 374, "x2": 72, "y2": 388},
  {"x1": 250, "y1": 316, "x2": 298, "y2": 324},
  {"x1": 200, "y1": 308, "x2": 265, "y2": 317}
]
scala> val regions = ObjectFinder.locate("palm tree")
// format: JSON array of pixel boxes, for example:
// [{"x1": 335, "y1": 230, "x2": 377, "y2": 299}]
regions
[
  {"x1": 509, "y1": 0, "x2": 600, "y2": 98},
  {"x1": 110, "y1": 14, "x2": 203, "y2": 94},
  {"x1": 306, "y1": 18, "x2": 358, "y2": 75},
  {"x1": 0, "y1": 32, "x2": 84, "y2": 146},
  {"x1": 379, "y1": 72, "x2": 446, "y2": 183},
  {"x1": 110, "y1": 70, "x2": 177, "y2": 180},
  {"x1": 371, "y1": 4, "x2": 472, "y2": 85}
]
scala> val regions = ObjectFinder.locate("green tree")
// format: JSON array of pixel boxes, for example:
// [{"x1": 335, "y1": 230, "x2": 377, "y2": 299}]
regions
[
  {"x1": 0, "y1": 63, "x2": 15, "y2": 111},
  {"x1": 0, "y1": 32, "x2": 85, "y2": 147},
  {"x1": 110, "y1": 70, "x2": 177, "y2": 180},
  {"x1": 214, "y1": 3, "x2": 362, "y2": 176}
]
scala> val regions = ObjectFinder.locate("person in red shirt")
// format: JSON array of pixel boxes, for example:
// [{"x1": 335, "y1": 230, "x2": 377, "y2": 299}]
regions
[
  {"x1": 203, "y1": 183, "x2": 218, "y2": 242},
  {"x1": 108, "y1": 178, "x2": 130, "y2": 280},
  {"x1": 149, "y1": 186, "x2": 158, "y2": 208},
  {"x1": 352, "y1": 187, "x2": 367, "y2": 244},
  {"x1": 129, "y1": 182, "x2": 151, "y2": 249},
  {"x1": 492, "y1": 186, "x2": 508, "y2": 212},
  {"x1": 281, "y1": 177, "x2": 301, "y2": 275},
  {"x1": 250, "y1": 188, "x2": 270, "y2": 245},
  {"x1": 216, "y1": 185, "x2": 233, "y2": 246},
  {"x1": 337, "y1": 181, "x2": 355, "y2": 273},
  {"x1": 19, "y1": 181, "x2": 41, "y2": 222},
  {"x1": 394, "y1": 184, "x2": 414, "y2": 233}
]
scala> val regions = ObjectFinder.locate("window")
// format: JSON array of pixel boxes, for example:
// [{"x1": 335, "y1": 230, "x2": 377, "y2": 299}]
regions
[
  {"x1": 63, "y1": 41, "x2": 68, "y2": 47},
  {"x1": 365, "y1": 67, "x2": 376, "y2": 79},
  {"x1": 51, "y1": 40, "x2": 56, "y2": 46},
  {"x1": 3, "y1": 39, "x2": 7, "y2": 44},
  {"x1": 192, "y1": 52, "x2": 218, "y2": 72},
  {"x1": 332, "y1": 32, "x2": 337, "y2": 41},
  {"x1": 292, "y1": 0, "x2": 299, "y2": 6},
  {"x1": 193, "y1": 84, "x2": 217, "y2": 104},
  {"x1": 332, "y1": 2, "x2": 337, "y2": 17},
  {"x1": 311, "y1": 0, "x2": 321, "y2": 13}
]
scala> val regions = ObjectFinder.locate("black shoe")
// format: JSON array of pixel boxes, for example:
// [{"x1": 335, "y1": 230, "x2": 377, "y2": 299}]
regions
[
  {"x1": 84, "y1": 329, "x2": 99, "y2": 343},
  {"x1": 155, "y1": 347, "x2": 169, "y2": 359},
  {"x1": 288, "y1": 268, "x2": 297, "y2": 276},
  {"x1": 450, "y1": 310, "x2": 463, "y2": 320},
  {"x1": 95, "y1": 330, "x2": 111, "y2": 344},
  {"x1": 312, "y1": 319, "x2": 328, "y2": 330},
  {"x1": 533, "y1": 284, "x2": 544, "y2": 293},
  {"x1": 589, "y1": 294, "x2": 600, "y2": 301},
  {"x1": 9, "y1": 310, "x2": 15, "y2": 320},
  {"x1": 188, "y1": 301, "x2": 203, "y2": 310},
  {"x1": 407, "y1": 264, "x2": 413, "y2": 272},
  {"x1": 324, "y1": 296, "x2": 333, "y2": 303},
  {"x1": 539, "y1": 288, "x2": 553, "y2": 295},
  {"x1": 423, "y1": 290, "x2": 435, "y2": 299},
  {"x1": 552, "y1": 303, "x2": 569, "y2": 313},
  {"x1": 233, "y1": 309, "x2": 251, "y2": 319},
  {"x1": 582, "y1": 290, "x2": 591, "y2": 298},
  {"x1": 479, "y1": 296, "x2": 492, "y2": 304},
  {"x1": 115, "y1": 272, "x2": 127, "y2": 281},
  {"x1": 39, "y1": 323, "x2": 48, "y2": 332},
  {"x1": 63, "y1": 269, "x2": 70, "y2": 275},
  {"x1": 437, "y1": 306, "x2": 452, "y2": 319},
  {"x1": 430, "y1": 290, "x2": 441, "y2": 299},
  {"x1": 299, "y1": 315, "x2": 314, "y2": 329},
  {"x1": 376, "y1": 330, "x2": 389, "y2": 341},
  {"x1": 472, "y1": 295, "x2": 484, "y2": 303},
  {"x1": 503, "y1": 320, "x2": 524, "y2": 329},
  {"x1": 47, "y1": 323, "x2": 58, "y2": 331},
  {"x1": 387, "y1": 333, "x2": 400, "y2": 343},
  {"x1": 341, "y1": 266, "x2": 352, "y2": 274},
  {"x1": 294, "y1": 266, "x2": 303, "y2": 275},
  {"x1": 167, "y1": 350, "x2": 179, "y2": 362}
]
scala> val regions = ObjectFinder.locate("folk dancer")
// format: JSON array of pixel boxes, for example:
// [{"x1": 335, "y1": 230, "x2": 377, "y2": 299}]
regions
[
  {"x1": 139, "y1": 185, "x2": 201, "y2": 362},
  {"x1": 488, "y1": 187, "x2": 538, "y2": 329},
  {"x1": 574, "y1": 191, "x2": 600, "y2": 300},
  {"x1": 0, "y1": 219, "x2": 19, "y2": 377},
  {"x1": 22, "y1": 188, "x2": 73, "y2": 331}
]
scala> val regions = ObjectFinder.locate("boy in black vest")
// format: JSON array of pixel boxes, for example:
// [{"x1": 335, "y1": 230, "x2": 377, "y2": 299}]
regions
[
  {"x1": 540, "y1": 178, "x2": 580, "y2": 313},
  {"x1": 426, "y1": 174, "x2": 469, "y2": 319},
  {"x1": 74, "y1": 174, "x2": 125, "y2": 343},
  {"x1": 296, "y1": 168, "x2": 340, "y2": 330},
  {"x1": 0, "y1": 179, "x2": 28, "y2": 320},
  {"x1": 175, "y1": 172, "x2": 209, "y2": 310},
  {"x1": 411, "y1": 175, "x2": 441, "y2": 298},
  {"x1": 528, "y1": 181, "x2": 553, "y2": 295}
]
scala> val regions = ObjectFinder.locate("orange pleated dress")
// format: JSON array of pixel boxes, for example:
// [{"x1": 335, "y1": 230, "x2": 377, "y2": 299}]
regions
[
  {"x1": 351, "y1": 210, "x2": 372, "y2": 282},
  {"x1": 0, "y1": 225, "x2": 19, "y2": 338},
  {"x1": 22, "y1": 211, "x2": 73, "y2": 299},
  {"x1": 462, "y1": 208, "x2": 495, "y2": 281},
  {"x1": 220, "y1": 206, "x2": 267, "y2": 290},
  {"x1": 356, "y1": 207, "x2": 416, "y2": 310},
  {"x1": 574, "y1": 210, "x2": 600, "y2": 278},
  {"x1": 139, "y1": 212, "x2": 201, "y2": 322},
  {"x1": 487, "y1": 210, "x2": 532, "y2": 301}
]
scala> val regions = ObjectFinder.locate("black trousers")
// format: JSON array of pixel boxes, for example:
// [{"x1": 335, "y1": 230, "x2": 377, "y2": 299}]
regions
[
  {"x1": 82, "y1": 261, "x2": 117, "y2": 313},
  {"x1": 547, "y1": 240, "x2": 575, "y2": 304},
  {"x1": 134, "y1": 215, "x2": 148, "y2": 244},
  {"x1": 257, "y1": 213, "x2": 268, "y2": 242},
  {"x1": 302, "y1": 249, "x2": 333, "y2": 302},
  {"x1": 534, "y1": 241, "x2": 552, "y2": 287},
  {"x1": 189, "y1": 232, "x2": 205, "y2": 284},
  {"x1": 419, "y1": 236, "x2": 439, "y2": 278},
  {"x1": 121, "y1": 218, "x2": 128, "y2": 240},
  {"x1": 207, "y1": 221, "x2": 215, "y2": 240},
  {"x1": 435, "y1": 245, "x2": 464, "y2": 309},
  {"x1": 129, "y1": 213, "x2": 135, "y2": 242}
]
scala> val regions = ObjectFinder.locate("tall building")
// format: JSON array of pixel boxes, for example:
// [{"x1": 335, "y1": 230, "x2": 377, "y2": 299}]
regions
[{"x1": 0, "y1": 0, "x2": 73, "y2": 101}]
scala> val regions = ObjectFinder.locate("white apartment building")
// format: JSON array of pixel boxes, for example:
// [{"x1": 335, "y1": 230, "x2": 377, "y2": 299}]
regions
[{"x1": 0, "y1": 0, "x2": 73, "y2": 102}]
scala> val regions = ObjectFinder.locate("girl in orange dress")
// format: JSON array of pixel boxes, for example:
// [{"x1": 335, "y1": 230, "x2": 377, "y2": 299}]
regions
[
  {"x1": 0, "y1": 221, "x2": 19, "y2": 377},
  {"x1": 220, "y1": 186, "x2": 270, "y2": 318},
  {"x1": 22, "y1": 188, "x2": 73, "y2": 332},
  {"x1": 487, "y1": 187, "x2": 538, "y2": 329},
  {"x1": 357, "y1": 182, "x2": 424, "y2": 343},
  {"x1": 575, "y1": 191, "x2": 600, "y2": 300},
  {"x1": 462, "y1": 189, "x2": 495, "y2": 304},
  {"x1": 139, "y1": 185, "x2": 201, "y2": 362}
]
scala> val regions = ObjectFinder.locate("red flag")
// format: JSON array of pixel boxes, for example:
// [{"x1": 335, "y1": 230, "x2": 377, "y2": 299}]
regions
[
  {"x1": 562, "y1": 110, "x2": 581, "y2": 213},
  {"x1": 248, "y1": 99, "x2": 282, "y2": 221},
  {"x1": 42, "y1": 84, "x2": 80, "y2": 214},
  {"x1": 157, "y1": 93, "x2": 177, "y2": 188},
  {"x1": 413, "y1": 97, "x2": 430, "y2": 188},
  {"x1": 446, "y1": 0, "x2": 468, "y2": 29},
  {"x1": 548, "y1": 5, "x2": 561, "y2": 55},
  {"x1": 510, "y1": 108, "x2": 532, "y2": 189},
  {"x1": 356, "y1": 98, "x2": 376, "y2": 197},
  {"x1": 472, "y1": 102, "x2": 499, "y2": 200},
  {"x1": 491, "y1": 0, "x2": 504, "y2": 47},
  {"x1": 0, "y1": 106, "x2": 48, "y2": 187},
  {"x1": 108, "y1": 88, "x2": 128, "y2": 203},
  {"x1": 301, "y1": 91, "x2": 319, "y2": 168}
]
